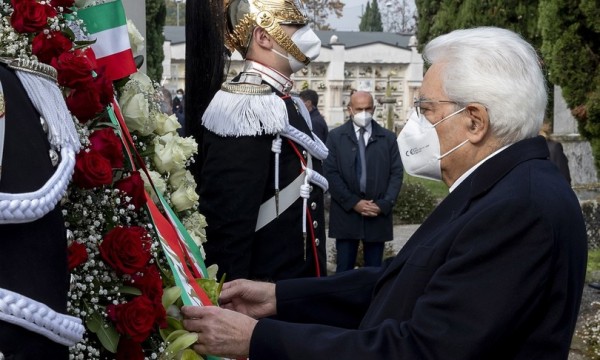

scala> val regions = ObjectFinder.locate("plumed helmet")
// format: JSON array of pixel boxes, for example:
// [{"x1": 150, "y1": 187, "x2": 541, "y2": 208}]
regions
[{"x1": 224, "y1": 0, "x2": 311, "y2": 65}]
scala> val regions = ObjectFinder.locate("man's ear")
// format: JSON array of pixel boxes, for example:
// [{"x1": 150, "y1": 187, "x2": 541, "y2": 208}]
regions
[
  {"x1": 252, "y1": 27, "x2": 273, "y2": 50},
  {"x1": 465, "y1": 103, "x2": 489, "y2": 144}
]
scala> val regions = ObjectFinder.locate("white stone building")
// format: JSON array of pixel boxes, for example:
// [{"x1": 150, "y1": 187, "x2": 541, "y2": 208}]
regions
[{"x1": 162, "y1": 26, "x2": 423, "y2": 130}]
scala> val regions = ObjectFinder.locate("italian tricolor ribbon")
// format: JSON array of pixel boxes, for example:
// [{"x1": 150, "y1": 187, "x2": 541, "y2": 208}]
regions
[
  {"x1": 108, "y1": 100, "x2": 213, "y2": 308},
  {"x1": 77, "y1": 0, "x2": 137, "y2": 81}
]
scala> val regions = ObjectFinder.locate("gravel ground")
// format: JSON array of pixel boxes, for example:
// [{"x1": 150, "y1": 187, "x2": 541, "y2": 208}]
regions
[{"x1": 570, "y1": 285, "x2": 599, "y2": 359}]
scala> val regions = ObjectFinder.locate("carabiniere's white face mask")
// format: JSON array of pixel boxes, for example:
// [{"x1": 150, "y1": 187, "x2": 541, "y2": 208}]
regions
[
  {"x1": 271, "y1": 25, "x2": 321, "y2": 73},
  {"x1": 397, "y1": 108, "x2": 469, "y2": 181}
]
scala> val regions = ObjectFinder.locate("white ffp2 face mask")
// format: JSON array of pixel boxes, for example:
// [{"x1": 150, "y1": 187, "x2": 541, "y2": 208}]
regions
[
  {"x1": 271, "y1": 25, "x2": 321, "y2": 73},
  {"x1": 397, "y1": 109, "x2": 468, "y2": 181},
  {"x1": 351, "y1": 110, "x2": 373, "y2": 128}
]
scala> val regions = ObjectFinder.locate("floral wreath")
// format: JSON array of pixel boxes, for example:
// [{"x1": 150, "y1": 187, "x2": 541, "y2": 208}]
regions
[{"x1": 1, "y1": 1, "x2": 220, "y2": 359}]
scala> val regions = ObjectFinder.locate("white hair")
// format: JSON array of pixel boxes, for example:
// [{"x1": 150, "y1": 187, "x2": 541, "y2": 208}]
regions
[{"x1": 423, "y1": 27, "x2": 547, "y2": 145}]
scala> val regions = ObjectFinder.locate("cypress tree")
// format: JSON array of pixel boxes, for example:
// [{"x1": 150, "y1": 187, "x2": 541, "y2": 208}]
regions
[
  {"x1": 146, "y1": 0, "x2": 166, "y2": 82},
  {"x1": 359, "y1": 1, "x2": 372, "y2": 31},
  {"x1": 539, "y1": 0, "x2": 600, "y2": 172},
  {"x1": 359, "y1": 0, "x2": 383, "y2": 32}
]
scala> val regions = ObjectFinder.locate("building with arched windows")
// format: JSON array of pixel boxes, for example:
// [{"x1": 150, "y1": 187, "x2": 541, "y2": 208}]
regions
[{"x1": 163, "y1": 26, "x2": 423, "y2": 130}]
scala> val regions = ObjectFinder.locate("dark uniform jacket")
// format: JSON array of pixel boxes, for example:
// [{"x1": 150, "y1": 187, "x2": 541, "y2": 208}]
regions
[
  {"x1": 199, "y1": 86, "x2": 327, "y2": 281},
  {"x1": 0, "y1": 64, "x2": 69, "y2": 358},
  {"x1": 249, "y1": 136, "x2": 587, "y2": 359},
  {"x1": 325, "y1": 120, "x2": 403, "y2": 242}
]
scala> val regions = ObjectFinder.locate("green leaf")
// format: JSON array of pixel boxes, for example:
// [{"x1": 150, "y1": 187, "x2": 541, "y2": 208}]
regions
[
  {"x1": 73, "y1": 39, "x2": 97, "y2": 47},
  {"x1": 180, "y1": 349, "x2": 204, "y2": 360},
  {"x1": 163, "y1": 286, "x2": 182, "y2": 309},
  {"x1": 117, "y1": 285, "x2": 142, "y2": 296},
  {"x1": 86, "y1": 311, "x2": 120, "y2": 353},
  {"x1": 160, "y1": 316, "x2": 185, "y2": 340},
  {"x1": 165, "y1": 329, "x2": 189, "y2": 344},
  {"x1": 206, "y1": 264, "x2": 219, "y2": 280},
  {"x1": 163, "y1": 332, "x2": 198, "y2": 359}
]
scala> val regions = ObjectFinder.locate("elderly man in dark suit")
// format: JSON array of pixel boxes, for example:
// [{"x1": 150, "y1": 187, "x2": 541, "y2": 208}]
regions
[
  {"x1": 182, "y1": 27, "x2": 587, "y2": 360},
  {"x1": 324, "y1": 90, "x2": 403, "y2": 272}
]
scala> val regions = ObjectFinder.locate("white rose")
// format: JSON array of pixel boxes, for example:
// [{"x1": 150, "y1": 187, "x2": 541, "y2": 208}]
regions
[
  {"x1": 169, "y1": 169, "x2": 196, "y2": 190},
  {"x1": 170, "y1": 184, "x2": 199, "y2": 212},
  {"x1": 168, "y1": 168, "x2": 187, "y2": 189},
  {"x1": 153, "y1": 134, "x2": 189, "y2": 173},
  {"x1": 183, "y1": 213, "x2": 207, "y2": 246},
  {"x1": 127, "y1": 19, "x2": 145, "y2": 55},
  {"x1": 129, "y1": 71, "x2": 154, "y2": 93},
  {"x1": 120, "y1": 93, "x2": 155, "y2": 136},
  {"x1": 140, "y1": 170, "x2": 166, "y2": 203},
  {"x1": 155, "y1": 113, "x2": 181, "y2": 135},
  {"x1": 174, "y1": 136, "x2": 198, "y2": 160}
]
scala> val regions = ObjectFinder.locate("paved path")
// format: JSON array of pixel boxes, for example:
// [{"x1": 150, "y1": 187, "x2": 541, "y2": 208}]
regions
[{"x1": 325, "y1": 224, "x2": 420, "y2": 274}]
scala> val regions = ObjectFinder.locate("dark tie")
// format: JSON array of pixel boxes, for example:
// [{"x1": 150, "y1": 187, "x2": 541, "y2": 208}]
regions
[{"x1": 358, "y1": 127, "x2": 367, "y2": 193}]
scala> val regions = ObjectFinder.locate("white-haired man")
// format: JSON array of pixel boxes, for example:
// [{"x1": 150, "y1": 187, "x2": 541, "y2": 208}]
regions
[{"x1": 183, "y1": 27, "x2": 587, "y2": 360}]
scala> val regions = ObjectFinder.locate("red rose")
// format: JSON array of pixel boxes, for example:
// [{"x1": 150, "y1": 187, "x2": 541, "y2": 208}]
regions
[
  {"x1": 72, "y1": 149, "x2": 113, "y2": 189},
  {"x1": 67, "y1": 242, "x2": 88, "y2": 271},
  {"x1": 115, "y1": 171, "x2": 146, "y2": 210},
  {"x1": 31, "y1": 31, "x2": 72, "y2": 64},
  {"x1": 99, "y1": 226, "x2": 151, "y2": 275},
  {"x1": 89, "y1": 128, "x2": 124, "y2": 168},
  {"x1": 52, "y1": 49, "x2": 95, "y2": 89},
  {"x1": 66, "y1": 87, "x2": 104, "y2": 122},
  {"x1": 10, "y1": 0, "x2": 57, "y2": 34},
  {"x1": 128, "y1": 266, "x2": 167, "y2": 328},
  {"x1": 93, "y1": 68, "x2": 115, "y2": 107},
  {"x1": 106, "y1": 295, "x2": 155, "y2": 342},
  {"x1": 116, "y1": 337, "x2": 144, "y2": 360},
  {"x1": 129, "y1": 265, "x2": 163, "y2": 302}
]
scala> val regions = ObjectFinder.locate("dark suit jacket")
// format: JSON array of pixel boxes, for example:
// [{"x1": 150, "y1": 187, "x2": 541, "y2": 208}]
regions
[
  {"x1": 324, "y1": 120, "x2": 403, "y2": 242},
  {"x1": 250, "y1": 136, "x2": 587, "y2": 359},
  {"x1": 546, "y1": 138, "x2": 571, "y2": 184},
  {"x1": 309, "y1": 108, "x2": 328, "y2": 143}
]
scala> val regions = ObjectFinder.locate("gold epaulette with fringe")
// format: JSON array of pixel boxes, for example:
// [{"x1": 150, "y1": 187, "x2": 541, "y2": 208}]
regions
[
  {"x1": 0, "y1": 57, "x2": 57, "y2": 82},
  {"x1": 221, "y1": 81, "x2": 272, "y2": 95}
]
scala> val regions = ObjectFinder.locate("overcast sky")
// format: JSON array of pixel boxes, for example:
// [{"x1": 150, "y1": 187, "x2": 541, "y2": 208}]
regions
[
  {"x1": 327, "y1": 0, "x2": 417, "y2": 32},
  {"x1": 327, "y1": 0, "x2": 365, "y2": 31}
]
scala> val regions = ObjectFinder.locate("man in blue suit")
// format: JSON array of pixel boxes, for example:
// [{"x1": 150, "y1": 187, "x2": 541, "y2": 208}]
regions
[
  {"x1": 324, "y1": 90, "x2": 403, "y2": 272},
  {"x1": 182, "y1": 27, "x2": 587, "y2": 360}
]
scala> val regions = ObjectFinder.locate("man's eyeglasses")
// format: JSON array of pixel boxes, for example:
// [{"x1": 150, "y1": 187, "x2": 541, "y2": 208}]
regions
[{"x1": 414, "y1": 99, "x2": 458, "y2": 116}]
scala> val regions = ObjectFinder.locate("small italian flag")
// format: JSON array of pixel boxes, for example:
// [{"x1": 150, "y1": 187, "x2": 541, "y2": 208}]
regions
[{"x1": 77, "y1": 0, "x2": 137, "y2": 81}]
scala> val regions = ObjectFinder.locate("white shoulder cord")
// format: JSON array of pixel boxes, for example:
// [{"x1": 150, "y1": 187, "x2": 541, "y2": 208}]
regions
[
  {"x1": 0, "y1": 288, "x2": 84, "y2": 346},
  {"x1": 0, "y1": 69, "x2": 79, "y2": 224},
  {"x1": 0, "y1": 67, "x2": 83, "y2": 346}
]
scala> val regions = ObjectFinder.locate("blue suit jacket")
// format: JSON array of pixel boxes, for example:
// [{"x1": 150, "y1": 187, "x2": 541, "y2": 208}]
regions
[
  {"x1": 250, "y1": 136, "x2": 587, "y2": 359},
  {"x1": 324, "y1": 120, "x2": 404, "y2": 242}
]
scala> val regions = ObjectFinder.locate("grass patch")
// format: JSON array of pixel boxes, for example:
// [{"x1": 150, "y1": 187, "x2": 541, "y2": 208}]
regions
[
  {"x1": 587, "y1": 249, "x2": 600, "y2": 281},
  {"x1": 403, "y1": 173, "x2": 449, "y2": 202}
]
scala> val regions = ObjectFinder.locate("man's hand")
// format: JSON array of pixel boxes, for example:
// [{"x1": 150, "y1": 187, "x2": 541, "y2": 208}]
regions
[
  {"x1": 353, "y1": 199, "x2": 381, "y2": 217},
  {"x1": 218, "y1": 279, "x2": 277, "y2": 319},
  {"x1": 182, "y1": 306, "x2": 257, "y2": 358}
]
